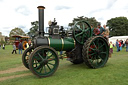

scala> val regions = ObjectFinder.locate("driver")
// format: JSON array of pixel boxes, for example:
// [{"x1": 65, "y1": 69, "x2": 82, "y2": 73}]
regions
[{"x1": 94, "y1": 22, "x2": 105, "y2": 35}]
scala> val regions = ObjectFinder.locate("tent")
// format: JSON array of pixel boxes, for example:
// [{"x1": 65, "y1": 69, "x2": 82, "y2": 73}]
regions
[{"x1": 109, "y1": 36, "x2": 128, "y2": 44}]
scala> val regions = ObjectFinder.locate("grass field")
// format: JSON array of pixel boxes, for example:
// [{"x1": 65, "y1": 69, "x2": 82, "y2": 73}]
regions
[{"x1": 0, "y1": 45, "x2": 128, "y2": 85}]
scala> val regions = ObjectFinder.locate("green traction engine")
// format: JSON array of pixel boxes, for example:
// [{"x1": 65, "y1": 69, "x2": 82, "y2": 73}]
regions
[{"x1": 22, "y1": 6, "x2": 109, "y2": 78}]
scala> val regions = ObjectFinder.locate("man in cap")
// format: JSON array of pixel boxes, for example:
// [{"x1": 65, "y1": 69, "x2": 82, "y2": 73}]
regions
[{"x1": 97, "y1": 22, "x2": 105, "y2": 35}]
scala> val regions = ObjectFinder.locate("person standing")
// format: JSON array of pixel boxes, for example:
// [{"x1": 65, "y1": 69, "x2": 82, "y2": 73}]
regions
[
  {"x1": 116, "y1": 39, "x2": 119, "y2": 52},
  {"x1": 26, "y1": 40, "x2": 32, "y2": 49},
  {"x1": 109, "y1": 41, "x2": 113, "y2": 58},
  {"x1": 103, "y1": 25, "x2": 109, "y2": 37},
  {"x1": 125, "y1": 39, "x2": 128, "y2": 52},
  {"x1": 120, "y1": 40, "x2": 123, "y2": 50},
  {"x1": 123, "y1": 40, "x2": 126, "y2": 48},
  {"x1": 3, "y1": 44, "x2": 5, "y2": 50},
  {"x1": 18, "y1": 42, "x2": 23, "y2": 54},
  {"x1": 118, "y1": 40, "x2": 121, "y2": 51},
  {"x1": 103, "y1": 25, "x2": 109, "y2": 41},
  {"x1": 12, "y1": 43, "x2": 17, "y2": 54}
]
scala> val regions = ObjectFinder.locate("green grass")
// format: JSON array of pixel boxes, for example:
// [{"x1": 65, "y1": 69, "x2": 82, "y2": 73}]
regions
[
  {"x1": 0, "y1": 45, "x2": 23, "y2": 70},
  {"x1": 0, "y1": 45, "x2": 128, "y2": 85}
]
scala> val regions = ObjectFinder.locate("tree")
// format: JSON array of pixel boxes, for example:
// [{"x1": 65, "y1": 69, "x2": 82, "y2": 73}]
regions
[
  {"x1": 28, "y1": 21, "x2": 39, "y2": 37},
  {"x1": 107, "y1": 17, "x2": 128, "y2": 36},
  {"x1": 9, "y1": 27, "x2": 26, "y2": 37},
  {"x1": 68, "y1": 16, "x2": 99, "y2": 28}
]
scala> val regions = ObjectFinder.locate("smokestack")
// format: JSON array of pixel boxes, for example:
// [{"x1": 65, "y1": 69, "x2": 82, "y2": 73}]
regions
[{"x1": 37, "y1": 6, "x2": 45, "y2": 36}]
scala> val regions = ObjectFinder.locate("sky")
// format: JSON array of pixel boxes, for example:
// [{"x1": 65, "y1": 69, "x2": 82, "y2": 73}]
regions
[{"x1": 0, "y1": 0, "x2": 128, "y2": 36}]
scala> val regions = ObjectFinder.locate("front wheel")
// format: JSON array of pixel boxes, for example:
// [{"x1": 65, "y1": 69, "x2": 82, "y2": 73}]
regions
[{"x1": 29, "y1": 46, "x2": 59, "y2": 78}]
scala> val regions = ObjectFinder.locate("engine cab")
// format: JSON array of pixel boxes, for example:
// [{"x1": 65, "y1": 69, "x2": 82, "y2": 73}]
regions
[{"x1": 47, "y1": 18, "x2": 68, "y2": 39}]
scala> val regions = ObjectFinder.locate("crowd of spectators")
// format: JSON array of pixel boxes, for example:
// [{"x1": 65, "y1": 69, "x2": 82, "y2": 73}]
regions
[
  {"x1": 11, "y1": 40, "x2": 32, "y2": 54},
  {"x1": 116, "y1": 39, "x2": 128, "y2": 52}
]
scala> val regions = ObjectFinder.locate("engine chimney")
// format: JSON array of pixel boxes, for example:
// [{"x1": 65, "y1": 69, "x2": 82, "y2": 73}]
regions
[{"x1": 37, "y1": 6, "x2": 45, "y2": 36}]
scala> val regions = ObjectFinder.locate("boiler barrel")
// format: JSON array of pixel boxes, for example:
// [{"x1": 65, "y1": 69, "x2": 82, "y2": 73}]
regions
[{"x1": 48, "y1": 37, "x2": 75, "y2": 51}]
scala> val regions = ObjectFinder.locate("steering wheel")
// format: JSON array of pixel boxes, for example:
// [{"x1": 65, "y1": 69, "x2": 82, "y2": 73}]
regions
[{"x1": 73, "y1": 20, "x2": 91, "y2": 44}]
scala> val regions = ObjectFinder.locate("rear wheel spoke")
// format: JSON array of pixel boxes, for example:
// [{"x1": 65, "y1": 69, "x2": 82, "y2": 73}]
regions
[
  {"x1": 99, "y1": 44, "x2": 105, "y2": 49},
  {"x1": 100, "y1": 52, "x2": 107, "y2": 54},
  {"x1": 88, "y1": 52, "x2": 96, "y2": 57},
  {"x1": 89, "y1": 47, "x2": 96, "y2": 51},
  {"x1": 89, "y1": 50, "x2": 93, "y2": 53},
  {"x1": 93, "y1": 42, "x2": 97, "y2": 49},
  {"x1": 96, "y1": 39, "x2": 100, "y2": 49},
  {"x1": 97, "y1": 55, "x2": 103, "y2": 61}
]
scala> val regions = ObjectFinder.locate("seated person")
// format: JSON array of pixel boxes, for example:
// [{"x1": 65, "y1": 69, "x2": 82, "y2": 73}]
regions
[{"x1": 93, "y1": 23, "x2": 105, "y2": 36}]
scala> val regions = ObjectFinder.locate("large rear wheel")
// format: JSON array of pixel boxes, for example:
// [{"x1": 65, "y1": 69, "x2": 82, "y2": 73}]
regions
[
  {"x1": 82, "y1": 36, "x2": 109, "y2": 68},
  {"x1": 29, "y1": 46, "x2": 59, "y2": 78}
]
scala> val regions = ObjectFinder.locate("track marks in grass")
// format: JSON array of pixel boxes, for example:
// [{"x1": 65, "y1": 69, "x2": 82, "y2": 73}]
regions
[
  {"x1": 0, "y1": 73, "x2": 32, "y2": 82},
  {"x1": 0, "y1": 65, "x2": 31, "y2": 82},
  {"x1": 0, "y1": 66, "x2": 28, "y2": 74}
]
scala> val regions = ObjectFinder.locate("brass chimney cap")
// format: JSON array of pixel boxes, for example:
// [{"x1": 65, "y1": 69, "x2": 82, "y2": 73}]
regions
[{"x1": 37, "y1": 6, "x2": 45, "y2": 9}]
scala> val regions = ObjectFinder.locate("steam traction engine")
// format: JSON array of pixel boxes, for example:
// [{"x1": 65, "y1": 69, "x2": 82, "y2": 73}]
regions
[{"x1": 22, "y1": 6, "x2": 109, "y2": 78}]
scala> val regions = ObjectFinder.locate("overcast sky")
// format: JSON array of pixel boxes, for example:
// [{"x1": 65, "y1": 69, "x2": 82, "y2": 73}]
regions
[{"x1": 0, "y1": 0, "x2": 128, "y2": 36}]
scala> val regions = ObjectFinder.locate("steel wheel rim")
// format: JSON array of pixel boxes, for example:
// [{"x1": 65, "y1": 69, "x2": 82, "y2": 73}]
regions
[
  {"x1": 30, "y1": 47, "x2": 59, "y2": 77},
  {"x1": 88, "y1": 37, "x2": 109, "y2": 68}
]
